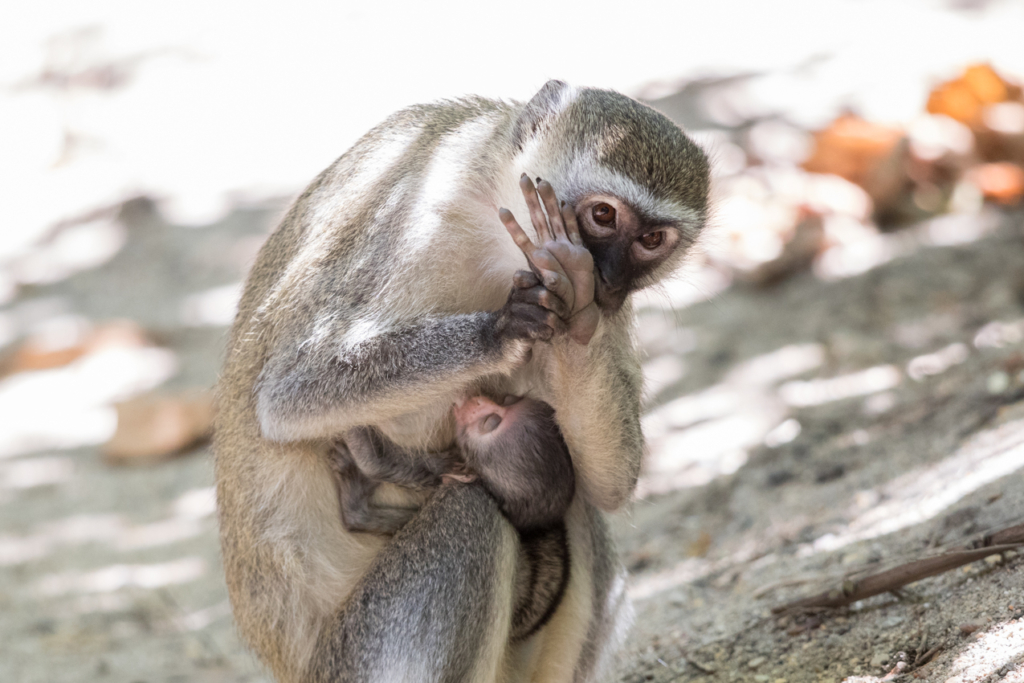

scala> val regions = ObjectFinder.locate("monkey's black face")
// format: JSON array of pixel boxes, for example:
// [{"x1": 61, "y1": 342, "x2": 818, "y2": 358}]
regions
[{"x1": 574, "y1": 195, "x2": 683, "y2": 311}]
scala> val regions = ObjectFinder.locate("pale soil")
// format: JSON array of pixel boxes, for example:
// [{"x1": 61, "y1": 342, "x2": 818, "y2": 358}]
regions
[{"x1": 615, "y1": 209, "x2": 1024, "y2": 683}]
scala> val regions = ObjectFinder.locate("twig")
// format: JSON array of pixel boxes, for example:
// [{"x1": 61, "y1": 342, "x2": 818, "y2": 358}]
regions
[
  {"x1": 772, "y1": 542, "x2": 1021, "y2": 613},
  {"x1": 975, "y1": 522, "x2": 1024, "y2": 548}
]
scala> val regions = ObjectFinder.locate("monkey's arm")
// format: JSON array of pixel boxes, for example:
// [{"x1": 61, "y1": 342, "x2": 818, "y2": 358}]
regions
[
  {"x1": 545, "y1": 312, "x2": 643, "y2": 512},
  {"x1": 501, "y1": 177, "x2": 643, "y2": 512},
  {"x1": 256, "y1": 287, "x2": 565, "y2": 442}
]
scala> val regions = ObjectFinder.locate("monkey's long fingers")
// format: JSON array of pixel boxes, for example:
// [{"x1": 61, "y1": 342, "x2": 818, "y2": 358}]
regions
[
  {"x1": 536, "y1": 181, "x2": 567, "y2": 241},
  {"x1": 560, "y1": 202, "x2": 584, "y2": 247},
  {"x1": 499, "y1": 208, "x2": 540, "y2": 262},
  {"x1": 512, "y1": 270, "x2": 541, "y2": 289},
  {"x1": 518, "y1": 284, "x2": 570, "y2": 319},
  {"x1": 514, "y1": 270, "x2": 573, "y2": 320},
  {"x1": 526, "y1": 249, "x2": 575, "y2": 314},
  {"x1": 519, "y1": 174, "x2": 553, "y2": 243},
  {"x1": 502, "y1": 210, "x2": 572, "y2": 294}
]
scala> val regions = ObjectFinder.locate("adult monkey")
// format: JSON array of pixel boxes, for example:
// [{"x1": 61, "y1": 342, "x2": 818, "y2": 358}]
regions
[{"x1": 215, "y1": 80, "x2": 709, "y2": 682}]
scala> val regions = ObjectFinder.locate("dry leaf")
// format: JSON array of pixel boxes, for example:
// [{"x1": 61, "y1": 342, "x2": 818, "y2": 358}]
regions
[
  {"x1": 103, "y1": 391, "x2": 215, "y2": 465},
  {"x1": 802, "y1": 114, "x2": 912, "y2": 220},
  {"x1": 927, "y1": 64, "x2": 1022, "y2": 126},
  {"x1": 741, "y1": 213, "x2": 825, "y2": 286},
  {"x1": 0, "y1": 319, "x2": 151, "y2": 377},
  {"x1": 928, "y1": 64, "x2": 1024, "y2": 166},
  {"x1": 968, "y1": 162, "x2": 1024, "y2": 204},
  {"x1": 803, "y1": 114, "x2": 906, "y2": 188},
  {"x1": 686, "y1": 531, "x2": 713, "y2": 558}
]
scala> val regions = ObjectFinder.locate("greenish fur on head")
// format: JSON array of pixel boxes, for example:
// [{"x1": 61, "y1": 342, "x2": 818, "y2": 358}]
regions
[
  {"x1": 516, "y1": 80, "x2": 709, "y2": 222},
  {"x1": 568, "y1": 89, "x2": 709, "y2": 216}
]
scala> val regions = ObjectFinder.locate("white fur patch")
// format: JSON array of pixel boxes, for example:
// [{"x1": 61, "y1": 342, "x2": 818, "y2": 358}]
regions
[
  {"x1": 340, "y1": 318, "x2": 381, "y2": 350},
  {"x1": 304, "y1": 130, "x2": 418, "y2": 233},
  {"x1": 403, "y1": 117, "x2": 498, "y2": 252}
]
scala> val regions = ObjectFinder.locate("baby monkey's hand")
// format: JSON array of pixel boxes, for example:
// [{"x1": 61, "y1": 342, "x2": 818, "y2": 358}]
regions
[{"x1": 499, "y1": 175, "x2": 599, "y2": 345}]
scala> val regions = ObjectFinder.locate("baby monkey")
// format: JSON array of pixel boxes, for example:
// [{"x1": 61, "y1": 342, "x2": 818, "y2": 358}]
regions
[{"x1": 331, "y1": 394, "x2": 576, "y2": 534}]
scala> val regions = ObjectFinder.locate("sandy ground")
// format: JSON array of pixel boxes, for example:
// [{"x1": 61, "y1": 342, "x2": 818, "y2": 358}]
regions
[
  {"x1": 615, "y1": 207, "x2": 1024, "y2": 683},
  {"x1": 1, "y1": 190, "x2": 1022, "y2": 683}
]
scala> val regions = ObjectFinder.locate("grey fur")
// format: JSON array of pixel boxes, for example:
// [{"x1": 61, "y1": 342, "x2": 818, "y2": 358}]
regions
[{"x1": 308, "y1": 483, "x2": 506, "y2": 683}]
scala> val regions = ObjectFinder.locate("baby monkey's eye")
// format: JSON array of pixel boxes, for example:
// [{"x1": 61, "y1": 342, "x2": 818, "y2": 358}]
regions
[
  {"x1": 592, "y1": 203, "x2": 616, "y2": 225},
  {"x1": 638, "y1": 232, "x2": 664, "y2": 250}
]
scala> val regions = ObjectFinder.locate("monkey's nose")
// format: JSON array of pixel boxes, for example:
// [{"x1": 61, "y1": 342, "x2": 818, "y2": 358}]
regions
[{"x1": 597, "y1": 267, "x2": 624, "y2": 293}]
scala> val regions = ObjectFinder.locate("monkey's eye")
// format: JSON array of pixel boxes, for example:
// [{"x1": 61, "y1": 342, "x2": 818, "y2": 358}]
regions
[
  {"x1": 638, "y1": 232, "x2": 664, "y2": 250},
  {"x1": 592, "y1": 203, "x2": 616, "y2": 225}
]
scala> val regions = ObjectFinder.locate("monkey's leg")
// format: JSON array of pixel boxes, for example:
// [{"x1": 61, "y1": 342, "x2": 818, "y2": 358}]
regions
[{"x1": 308, "y1": 481, "x2": 519, "y2": 683}]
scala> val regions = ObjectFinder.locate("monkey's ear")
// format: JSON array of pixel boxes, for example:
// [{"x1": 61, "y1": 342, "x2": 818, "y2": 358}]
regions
[{"x1": 512, "y1": 80, "x2": 572, "y2": 151}]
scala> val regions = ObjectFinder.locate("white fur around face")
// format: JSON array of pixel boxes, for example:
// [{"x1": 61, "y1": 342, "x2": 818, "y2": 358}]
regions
[{"x1": 559, "y1": 158, "x2": 703, "y2": 240}]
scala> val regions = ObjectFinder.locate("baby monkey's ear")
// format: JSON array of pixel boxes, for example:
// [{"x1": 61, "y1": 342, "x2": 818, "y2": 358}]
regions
[{"x1": 512, "y1": 80, "x2": 573, "y2": 152}]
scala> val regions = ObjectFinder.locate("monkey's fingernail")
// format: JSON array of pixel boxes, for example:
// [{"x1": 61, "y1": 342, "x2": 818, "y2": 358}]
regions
[
  {"x1": 536, "y1": 177, "x2": 542, "y2": 183},
  {"x1": 520, "y1": 172, "x2": 529, "y2": 180},
  {"x1": 560, "y1": 200, "x2": 566, "y2": 207}
]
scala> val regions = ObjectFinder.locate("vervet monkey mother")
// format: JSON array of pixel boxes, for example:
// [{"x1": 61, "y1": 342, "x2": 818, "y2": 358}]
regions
[{"x1": 215, "y1": 80, "x2": 709, "y2": 682}]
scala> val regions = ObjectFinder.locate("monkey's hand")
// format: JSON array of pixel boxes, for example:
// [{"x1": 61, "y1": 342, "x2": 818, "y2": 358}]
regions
[
  {"x1": 493, "y1": 269, "x2": 569, "y2": 344},
  {"x1": 500, "y1": 175, "x2": 599, "y2": 345}
]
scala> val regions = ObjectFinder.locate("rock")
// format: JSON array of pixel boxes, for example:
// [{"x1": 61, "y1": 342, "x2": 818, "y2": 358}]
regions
[{"x1": 959, "y1": 622, "x2": 983, "y2": 635}]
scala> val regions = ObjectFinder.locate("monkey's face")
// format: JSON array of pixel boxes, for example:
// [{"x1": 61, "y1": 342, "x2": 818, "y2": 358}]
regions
[{"x1": 573, "y1": 194, "x2": 685, "y2": 311}]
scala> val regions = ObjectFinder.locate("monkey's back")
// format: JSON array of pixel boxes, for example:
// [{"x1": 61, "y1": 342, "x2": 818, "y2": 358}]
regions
[{"x1": 213, "y1": 94, "x2": 537, "y2": 681}]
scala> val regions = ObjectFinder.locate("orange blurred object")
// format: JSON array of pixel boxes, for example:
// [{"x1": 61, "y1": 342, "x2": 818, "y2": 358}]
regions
[
  {"x1": 927, "y1": 64, "x2": 1023, "y2": 126},
  {"x1": 968, "y1": 162, "x2": 1024, "y2": 205},
  {"x1": 803, "y1": 114, "x2": 911, "y2": 221},
  {"x1": 0, "y1": 320, "x2": 151, "y2": 376},
  {"x1": 802, "y1": 114, "x2": 905, "y2": 187},
  {"x1": 104, "y1": 391, "x2": 216, "y2": 464}
]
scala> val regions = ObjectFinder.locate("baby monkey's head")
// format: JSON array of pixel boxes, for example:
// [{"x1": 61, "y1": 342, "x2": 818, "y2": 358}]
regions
[{"x1": 452, "y1": 394, "x2": 575, "y2": 531}]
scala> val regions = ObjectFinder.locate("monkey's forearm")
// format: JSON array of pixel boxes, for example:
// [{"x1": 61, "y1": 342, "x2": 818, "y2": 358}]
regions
[
  {"x1": 546, "y1": 318, "x2": 643, "y2": 512},
  {"x1": 257, "y1": 312, "x2": 528, "y2": 441}
]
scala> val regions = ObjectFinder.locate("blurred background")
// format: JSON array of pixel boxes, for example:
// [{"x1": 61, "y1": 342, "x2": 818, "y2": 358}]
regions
[{"x1": 3, "y1": 1, "x2": 1024, "y2": 681}]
